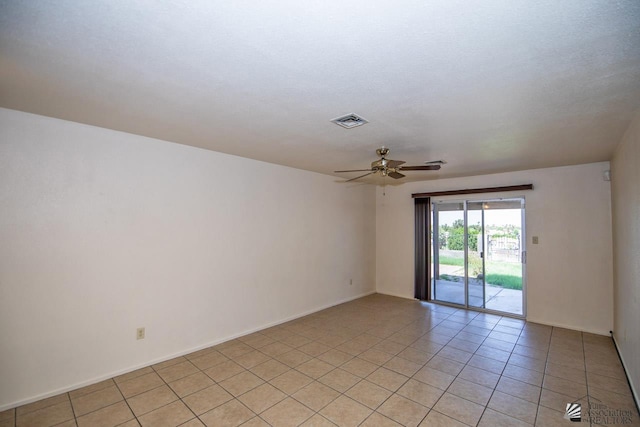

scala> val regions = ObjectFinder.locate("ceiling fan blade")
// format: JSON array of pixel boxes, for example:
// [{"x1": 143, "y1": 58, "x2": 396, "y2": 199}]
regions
[
  {"x1": 334, "y1": 169, "x2": 373, "y2": 173},
  {"x1": 344, "y1": 172, "x2": 374, "y2": 182},
  {"x1": 388, "y1": 171, "x2": 405, "y2": 179},
  {"x1": 400, "y1": 165, "x2": 441, "y2": 171},
  {"x1": 386, "y1": 160, "x2": 406, "y2": 168}
]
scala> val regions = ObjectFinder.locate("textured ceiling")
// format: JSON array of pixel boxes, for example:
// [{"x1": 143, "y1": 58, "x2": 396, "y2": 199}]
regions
[{"x1": 1, "y1": 0, "x2": 639, "y2": 183}]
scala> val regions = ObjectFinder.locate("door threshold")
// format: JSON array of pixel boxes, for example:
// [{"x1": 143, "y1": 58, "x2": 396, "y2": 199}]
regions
[{"x1": 428, "y1": 299, "x2": 525, "y2": 320}]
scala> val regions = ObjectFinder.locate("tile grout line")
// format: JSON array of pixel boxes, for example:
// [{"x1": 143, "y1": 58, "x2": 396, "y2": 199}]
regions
[
  {"x1": 65, "y1": 391, "x2": 77, "y2": 426},
  {"x1": 268, "y1": 321, "x2": 400, "y2": 426},
  {"x1": 353, "y1": 313, "x2": 451, "y2": 426},
  {"x1": 581, "y1": 331, "x2": 594, "y2": 427},
  {"x1": 483, "y1": 321, "x2": 551, "y2": 426},
  {"x1": 533, "y1": 323, "x2": 554, "y2": 427},
  {"x1": 152, "y1": 363, "x2": 202, "y2": 427},
  {"x1": 305, "y1": 308, "x2": 455, "y2": 425},
  {"x1": 111, "y1": 375, "x2": 144, "y2": 427},
  {"x1": 308, "y1": 312, "x2": 536, "y2": 426},
  {"x1": 422, "y1": 310, "x2": 488, "y2": 425},
  {"x1": 444, "y1": 312, "x2": 513, "y2": 426},
  {"x1": 473, "y1": 315, "x2": 522, "y2": 426},
  {"x1": 364, "y1": 308, "x2": 502, "y2": 425}
]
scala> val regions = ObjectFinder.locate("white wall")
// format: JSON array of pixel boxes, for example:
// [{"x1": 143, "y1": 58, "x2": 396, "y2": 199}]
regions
[
  {"x1": 0, "y1": 108, "x2": 376, "y2": 409},
  {"x1": 376, "y1": 163, "x2": 613, "y2": 335},
  {"x1": 611, "y1": 111, "x2": 640, "y2": 402}
]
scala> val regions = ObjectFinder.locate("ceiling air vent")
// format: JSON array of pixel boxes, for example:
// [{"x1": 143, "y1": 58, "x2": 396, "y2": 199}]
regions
[{"x1": 331, "y1": 113, "x2": 369, "y2": 129}]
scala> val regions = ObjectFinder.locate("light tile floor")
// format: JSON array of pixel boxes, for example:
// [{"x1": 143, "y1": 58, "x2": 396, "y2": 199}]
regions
[{"x1": 2, "y1": 294, "x2": 638, "y2": 427}]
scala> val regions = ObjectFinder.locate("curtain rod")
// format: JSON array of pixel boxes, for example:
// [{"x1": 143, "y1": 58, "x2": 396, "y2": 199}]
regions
[{"x1": 412, "y1": 184, "x2": 533, "y2": 199}]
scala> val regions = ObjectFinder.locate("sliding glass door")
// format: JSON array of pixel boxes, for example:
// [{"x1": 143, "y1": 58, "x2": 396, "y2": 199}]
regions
[
  {"x1": 466, "y1": 201, "x2": 485, "y2": 309},
  {"x1": 431, "y1": 202, "x2": 466, "y2": 305},
  {"x1": 483, "y1": 199, "x2": 525, "y2": 315},
  {"x1": 431, "y1": 198, "x2": 525, "y2": 317}
]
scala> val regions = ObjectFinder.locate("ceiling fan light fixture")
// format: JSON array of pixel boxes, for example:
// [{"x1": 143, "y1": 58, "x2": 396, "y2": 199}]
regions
[{"x1": 330, "y1": 113, "x2": 369, "y2": 129}]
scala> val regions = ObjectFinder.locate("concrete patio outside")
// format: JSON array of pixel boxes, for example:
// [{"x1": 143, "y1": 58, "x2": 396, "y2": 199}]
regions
[{"x1": 432, "y1": 279, "x2": 523, "y2": 316}]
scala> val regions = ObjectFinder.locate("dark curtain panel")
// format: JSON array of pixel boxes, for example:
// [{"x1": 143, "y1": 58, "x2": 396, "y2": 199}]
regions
[{"x1": 414, "y1": 197, "x2": 431, "y2": 300}]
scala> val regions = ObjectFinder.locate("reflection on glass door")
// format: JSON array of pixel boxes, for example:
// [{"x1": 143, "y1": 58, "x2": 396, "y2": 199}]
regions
[{"x1": 431, "y1": 198, "x2": 525, "y2": 317}]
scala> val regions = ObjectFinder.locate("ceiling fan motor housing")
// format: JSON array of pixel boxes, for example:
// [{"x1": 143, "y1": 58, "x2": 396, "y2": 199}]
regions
[
  {"x1": 376, "y1": 147, "x2": 390, "y2": 157},
  {"x1": 372, "y1": 158, "x2": 389, "y2": 169}
]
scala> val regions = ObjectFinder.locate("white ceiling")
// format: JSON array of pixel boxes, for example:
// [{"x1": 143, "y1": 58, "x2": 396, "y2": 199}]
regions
[{"x1": 1, "y1": 0, "x2": 639, "y2": 183}]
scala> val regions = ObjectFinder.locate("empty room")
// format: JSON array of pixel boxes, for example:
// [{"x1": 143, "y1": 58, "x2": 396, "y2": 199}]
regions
[{"x1": 1, "y1": 1, "x2": 639, "y2": 426}]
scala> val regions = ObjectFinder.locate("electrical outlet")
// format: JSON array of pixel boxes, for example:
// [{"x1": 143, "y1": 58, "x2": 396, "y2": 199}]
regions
[
  {"x1": 136, "y1": 327, "x2": 145, "y2": 340},
  {"x1": 532, "y1": 236, "x2": 539, "y2": 244}
]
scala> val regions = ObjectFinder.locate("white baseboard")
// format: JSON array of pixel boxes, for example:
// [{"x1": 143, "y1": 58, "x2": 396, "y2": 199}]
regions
[
  {"x1": 374, "y1": 295, "x2": 611, "y2": 337},
  {"x1": 524, "y1": 317, "x2": 611, "y2": 336},
  {"x1": 0, "y1": 289, "x2": 376, "y2": 412},
  {"x1": 375, "y1": 291, "x2": 415, "y2": 300},
  {"x1": 611, "y1": 334, "x2": 640, "y2": 414}
]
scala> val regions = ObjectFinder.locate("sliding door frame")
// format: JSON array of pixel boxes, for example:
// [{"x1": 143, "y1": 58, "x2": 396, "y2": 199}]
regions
[{"x1": 421, "y1": 195, "x2": 527, "y2": 319}]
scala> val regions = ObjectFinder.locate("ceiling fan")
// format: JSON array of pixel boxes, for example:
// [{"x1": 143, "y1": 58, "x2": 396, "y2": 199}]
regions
[{"x1": 335, "y1": 147, "x2": 443, "y2": 182}]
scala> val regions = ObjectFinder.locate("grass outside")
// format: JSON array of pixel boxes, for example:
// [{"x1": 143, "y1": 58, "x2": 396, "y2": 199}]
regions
[
  {"x1": 437, "y1": 255, "x2": 465, "y2": 266},
  {"x1": 436, "y1": 252, "x2": 522, "y2": 290},
  {"x1": 485, "y1": 274, "x2": 522, "y2": 289}
]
